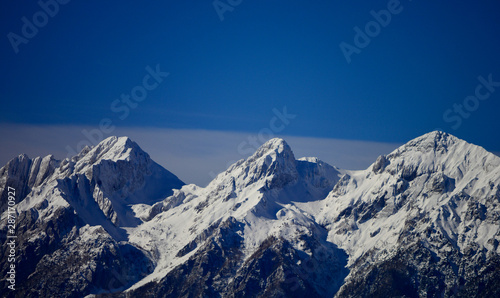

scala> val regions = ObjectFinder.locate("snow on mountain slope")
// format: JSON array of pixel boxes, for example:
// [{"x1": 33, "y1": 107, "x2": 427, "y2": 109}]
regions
[
  {"x1": 315, "y1": 131, "x2": 500, "y2": 296},
  {"x1": 2, "y1": 131, "x2": 500, "y2": 297},
  {"x1": 318, "y1": 131, "x2": 500, "y2": 261},
  {"x1": 0, "y1": 154, "x2": 59, "y2": 213},
  {"x1": 3, "y1": 136, "x2": 184, "y2": 229},
  {"x1": 127, "y1": 138, "x2": 345, "y2": 295},
  {"x1": 0, "y1": 136, "x2": 184, "y2": 296}
]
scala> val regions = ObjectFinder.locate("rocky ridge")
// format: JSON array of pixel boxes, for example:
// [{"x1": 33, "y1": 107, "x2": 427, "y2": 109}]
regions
[{"x1": 0, "y1": 132, "x2": 499, "y2": 297}]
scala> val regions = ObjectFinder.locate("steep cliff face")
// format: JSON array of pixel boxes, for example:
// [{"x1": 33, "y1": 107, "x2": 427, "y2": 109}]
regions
[
  {"x1": 317, "y1": 131, "x2": 500, "y2": 297},
  {"x1": 1, "y1": 132, "x2": 500, "y2": 297},
  {"x1": 0, "y1": 154, "x2": 59, "y2": 213},
  {"x1": 0, "y1": 136, "x2": 183, "y2": 296},
  {"x1": 127, "y1": 138, "x2": 346, "y2": 297}
]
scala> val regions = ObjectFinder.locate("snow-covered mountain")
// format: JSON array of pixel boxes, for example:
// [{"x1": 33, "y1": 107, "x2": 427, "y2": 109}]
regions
[
  {"x1": 1, "y1": 132, "x2": 499, "y2": 297},
  {"x1": 316, "y1": 131, "x2": 500, "y2": 296},
  {"x1": 126, "y1": 138, "x2": 347, "y2": 297},
  {"x1": 0, "y1": 136, "x2": 184, "y2": 297}
]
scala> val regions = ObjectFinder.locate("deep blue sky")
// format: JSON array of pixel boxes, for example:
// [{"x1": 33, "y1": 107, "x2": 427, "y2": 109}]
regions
[{"x1": 1, "y1": 1, "x2": 500, "y2": 152}]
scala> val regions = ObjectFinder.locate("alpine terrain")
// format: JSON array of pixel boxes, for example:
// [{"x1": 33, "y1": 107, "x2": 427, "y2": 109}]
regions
[{"x1": 1, "y1": 131, "x2": 499, "y2": 297}]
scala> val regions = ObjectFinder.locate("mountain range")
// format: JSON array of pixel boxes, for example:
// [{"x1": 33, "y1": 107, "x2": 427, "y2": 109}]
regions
[{"x1": 1, "y1": 131, "x2": 499, "y2": 297}]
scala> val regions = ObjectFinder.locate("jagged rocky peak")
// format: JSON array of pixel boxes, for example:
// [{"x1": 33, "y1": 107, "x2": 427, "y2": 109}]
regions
[
  {"x1": 297, "y1": 157, "x2": 341, "y2": 189},
  {"x1": 70, "y1": 145, "x2": 92, "y2": 163},
  {"x1": 247, "y1": 137, "x2": 296, "y2": 171},
  {"x1": 216, "y1": 138, "x2": 343, "y2": 193},
  {"x1": 2, "y1": 131, "x2": 500, "y2": 297},
  {"x1": 401, "y1": 130, "x2": 456, "y2": 152},
  {"x1": 323, "y1": 132, "x2": 500, "y2": 297},
  {"x1": 208, "y1": 138, "x2": 299, "y2": 191},
  {"x1": 0, "y1": 154, "x2": 33, "y2": 210},
  {"x1": 1, "y1": 153, "x2": 31, "y2": 175},
  {"x1": 372, "y1": 131, "x2": 500, "y2": 180},
  {"x1": 371, "y1": 154, "x2": 389, "y2": 174},
  {"x1": 28, "y1": 155, "x2": 58, "y2": 185},
  {"x1": 65, "y1": 136, "x2": 184, "y2": 222},
  {"x1": 249, "y1": 137, "x2": 295, "y2": 161},
  {"x1": 0, "y1": 153, "x2": 59, "y2": 211},
  {"x1": 73, "y1": 136, "x2": 149, "y2": 172},
  {"x1": 145, "y1": 138, "x2": 341, "y2": 222},
  {"x1": 2, "y1": 135, "x2": 184, "y2": 229}
]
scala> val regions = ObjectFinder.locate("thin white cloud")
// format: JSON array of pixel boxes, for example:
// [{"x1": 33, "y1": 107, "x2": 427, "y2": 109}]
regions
[{"x1": 0, "y1": 124, "x2": 402, "y2": 186}]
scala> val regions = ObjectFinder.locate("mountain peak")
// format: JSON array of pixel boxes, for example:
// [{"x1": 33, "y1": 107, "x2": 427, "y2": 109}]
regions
[
  {"x1": 5, "y1": 131, "x2": 500, "y2": 297},
  {"x1": 248, "y1": 138, "x2": 295, "y2": 163},
  {"x1": 395, "y1": 131, "x2": 459, "y2": 156},
  {"x1": 376, "y1": 131, "x2": 500, "y2": 180},
  {"x1": 418, "y1": 130, "x2": 453, "y2": 145},
  {"x1": 72, "y1": 136, "x2": 146, "y2": 172},
  {"x1": 389, "y1": 131, "x2": 500, "y2": 167},
  {"x1": 92, "y1": 136, "x2": 139, "y2": 158},
  {"x1": 207, "y1": 138, "x2": 298, "y2": 192},
  {"x1": 263, "y1": 137, "x2": 289, "y2": 149}
]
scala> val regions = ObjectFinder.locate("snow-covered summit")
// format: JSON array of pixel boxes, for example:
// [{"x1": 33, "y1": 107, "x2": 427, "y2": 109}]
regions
[
  {"x1": 85, "y1": 136, "x2": 143, "y2": 162},
  {"x1": 2, "y1": 132, "x2": 500, "y2": 297},
  {"x1": 317, "y1": 131, "x2": 500, "y2": 296},
  {"x1": 211, "y1": 138, "x2": 298, "y2": 189},
  {"x1": 145, "y1": 137, "x2": 340, "y2": 221},
  {"x1": 0, "y1": 153, "x2": 59, "y2": 213},
  {"x1": 248, "y1": 137, "x2": 295, "y2": 162},
  {"x1": 395, "y1": 130, "x2": 457, "y2": 153},
  {"x1": 372, "y1": 130, "x2": 500, "y2": 183},
  {"x1": 129, "y1": 137, "x2": 344, "y2": 291},
  {"x1": 70, "y1": 136, "x2": 148, "y2": 173},
  {"x1": 2, "y1": 136, "x2": 184, "y2": 230}
]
